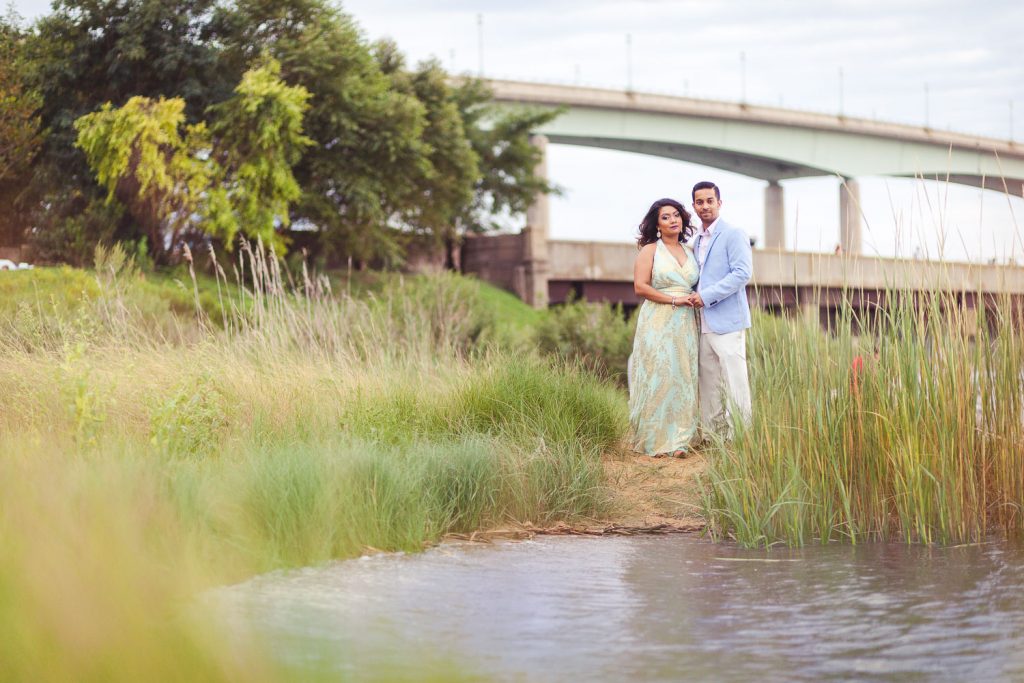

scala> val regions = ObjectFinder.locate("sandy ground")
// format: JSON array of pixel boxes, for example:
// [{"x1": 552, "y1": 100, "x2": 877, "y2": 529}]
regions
[{"x1": 600, "y1": 448, "x2": 707, "y2": 530}]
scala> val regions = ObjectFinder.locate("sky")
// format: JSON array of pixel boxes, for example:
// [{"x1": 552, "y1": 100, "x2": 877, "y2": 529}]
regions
[{"x1": 10, "y1": 0, "x2": 1024, "y2": 262}]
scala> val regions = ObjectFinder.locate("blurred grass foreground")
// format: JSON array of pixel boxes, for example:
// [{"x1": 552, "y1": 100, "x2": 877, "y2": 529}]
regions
[{"x1": 0, "y1": 243, "x2": 627, "y2": 680}]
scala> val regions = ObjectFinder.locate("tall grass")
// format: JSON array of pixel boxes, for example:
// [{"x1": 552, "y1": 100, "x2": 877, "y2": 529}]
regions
[
  {"x1": 702, "y1": 280, "x2": 1024, "y2": 547},
  {"x1": 0, "y1": 243, "x2": 627, "y2": 680}
]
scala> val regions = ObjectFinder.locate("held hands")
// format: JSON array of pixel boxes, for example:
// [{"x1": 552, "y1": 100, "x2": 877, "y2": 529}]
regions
[{"x1": 670, "y1": 293, "x2": 704, "y2": 308}]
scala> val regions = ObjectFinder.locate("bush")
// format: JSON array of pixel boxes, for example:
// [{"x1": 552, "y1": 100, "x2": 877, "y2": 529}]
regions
[{"x1": 534, "y1": 297, "x2": 636, "y2": 384}]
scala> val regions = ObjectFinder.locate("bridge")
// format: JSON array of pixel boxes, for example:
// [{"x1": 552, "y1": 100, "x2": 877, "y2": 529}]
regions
[{"x1": 462, "y1": 79, "x2": 1024, "y2": 317}]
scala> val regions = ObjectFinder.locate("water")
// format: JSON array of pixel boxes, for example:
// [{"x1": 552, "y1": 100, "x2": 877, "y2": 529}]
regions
[{"x1": 212, "y1": 535, "x2": 1024, "y2": 681}]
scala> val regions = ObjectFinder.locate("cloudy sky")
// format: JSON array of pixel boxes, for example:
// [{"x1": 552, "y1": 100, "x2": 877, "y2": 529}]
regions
[{"x1": 11, "y1": 0, "x2": 1024, "y2": 262}]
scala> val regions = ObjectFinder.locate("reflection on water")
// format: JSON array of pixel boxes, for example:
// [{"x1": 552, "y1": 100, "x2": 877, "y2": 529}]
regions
[{"x1": 211, "y1": 535, "x2": 1024, "y2": 681}]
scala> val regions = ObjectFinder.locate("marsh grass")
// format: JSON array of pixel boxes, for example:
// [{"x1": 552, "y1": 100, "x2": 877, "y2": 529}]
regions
[
  {"x1": 0, "y1": 242, "x2": 627, "y2": 680},
  {"x1": 702, "y1": 270, "x2": 1024, "y2": 547}
]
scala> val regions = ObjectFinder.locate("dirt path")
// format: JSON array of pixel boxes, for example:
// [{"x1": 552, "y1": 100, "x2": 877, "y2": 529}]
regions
[{"x1": 600, "y1": 450, "x2": 707, "y2": 529}]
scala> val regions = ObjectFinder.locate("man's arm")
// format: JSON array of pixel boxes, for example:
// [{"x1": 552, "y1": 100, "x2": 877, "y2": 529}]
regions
[{"x1": 697, "y1": 229, "x2": 752, "y2": 307}]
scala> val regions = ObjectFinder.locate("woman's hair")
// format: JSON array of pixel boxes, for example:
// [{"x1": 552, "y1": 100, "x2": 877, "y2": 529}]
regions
[{"x1": 637, "y1": 198, "x2": 693, "y2": 248}]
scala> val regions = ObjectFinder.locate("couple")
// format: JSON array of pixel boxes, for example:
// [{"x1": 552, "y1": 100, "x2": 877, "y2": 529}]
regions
[{"x1": 628, "y1": 181, "x2": 753, "y2": 458}]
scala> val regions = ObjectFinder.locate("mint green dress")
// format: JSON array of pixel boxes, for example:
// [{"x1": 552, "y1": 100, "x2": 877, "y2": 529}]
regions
[{"x1": 628, "y1": 240, "x2": 700, "y2": 455}]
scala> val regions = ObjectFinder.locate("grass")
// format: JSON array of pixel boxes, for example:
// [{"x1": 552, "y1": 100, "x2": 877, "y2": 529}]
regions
[
  {"x1": 701, "y1": 287, "x2": 1024, "y2": 547},
  {"x1": 0, "y1": 243, "x2": 628, "y2": 680},
  {"x1": 7, "y1": 232, "x2": 1023, "y2": 677}
]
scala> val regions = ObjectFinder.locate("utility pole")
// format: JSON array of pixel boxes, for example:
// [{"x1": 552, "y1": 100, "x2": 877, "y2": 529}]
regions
[
  {"x1": 477, "y1": 14, "x2": 484, "y2": 77},
  {"x1": 924, "y1": 82, "x2": 930, "y2": 128},
  {"x1": 626, "y1": 33, "x2": 633, "y2": 92},
  {"x1": 740, "y1": 50, "x2": 746, "y2": 103},
  {"x1": 838, "y1": 67, "x2": 844, "y2": 116}
]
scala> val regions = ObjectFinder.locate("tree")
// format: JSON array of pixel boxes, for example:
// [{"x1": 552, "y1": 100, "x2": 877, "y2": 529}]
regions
[
  {"x1": 0, "y1": 11, "x2": 42, "y2": 246},
  {"x1": 374, "y1": 41, "x2": 479, "y2": 264},
  {"x1": 21, "y1": 0, "x2": 227, "y2": 262},
  {"x1": 0, "y1": 17, "x2": 40, "y2": 183},
  {"x1": 452, "y1": 78, "x2": 561, "y2": 235},
  {"x1": 206, "y1": 59, "x2": 314, "y2": 251},
  {"x1": 29, "y1": 0, "x2": 225, "y2": 160},
  {"x1": 19, "y1": 0, "x2": 559, "y2": 267},
  {"x1": 75, "y1": 95, "x2": 209, "y2": 261},
  {"x1": 209, "y1": 0, "x2": 432, "y2": 265},
  {"x1": 74, "y1": 59, "x2": 311, "y2": 262}
]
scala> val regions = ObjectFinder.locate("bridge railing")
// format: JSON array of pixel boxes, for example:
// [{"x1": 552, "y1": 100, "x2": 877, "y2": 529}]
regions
[
  {"x1": 463, "y1": 232, "x2": 1024, "y2": 311},
  {"x1": 548, "y1": 239, "x2": 1024, "y2": 294}
]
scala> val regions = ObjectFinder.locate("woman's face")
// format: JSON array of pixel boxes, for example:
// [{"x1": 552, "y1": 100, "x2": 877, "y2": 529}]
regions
[{"x1": 657, "y1": 205, "x2": 684, "y2": 237}]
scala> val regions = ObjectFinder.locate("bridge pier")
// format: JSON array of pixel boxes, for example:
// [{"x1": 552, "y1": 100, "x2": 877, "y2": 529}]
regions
[
  {"x1": 764, "y1": 180, "x2": 785, "y2": 249},
  {"x1": 522, "y1": 134, "x2": 551, "y2": 308},
  {"x1": 839, "y1": 178, "x2": 863, "y2": 255}
]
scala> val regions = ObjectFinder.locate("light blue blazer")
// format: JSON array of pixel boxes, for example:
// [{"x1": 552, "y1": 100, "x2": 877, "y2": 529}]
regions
[{"x1": 692, "y1": 220, "x2": 753, "y2": 334}]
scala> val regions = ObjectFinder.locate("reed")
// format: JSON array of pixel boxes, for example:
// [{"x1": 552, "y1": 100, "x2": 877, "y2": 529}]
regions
[
  {"x1": 0, "y1": 243, "x2": 627, "y2": 680},
  {"x1": 702, "y1": 276, "x2": 1024, "y2": 547}
]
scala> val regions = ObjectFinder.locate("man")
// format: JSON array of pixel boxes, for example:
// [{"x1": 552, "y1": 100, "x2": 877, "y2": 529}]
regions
[{"x1": 686, "y1": 181, "x2": 753, "y2": 437}]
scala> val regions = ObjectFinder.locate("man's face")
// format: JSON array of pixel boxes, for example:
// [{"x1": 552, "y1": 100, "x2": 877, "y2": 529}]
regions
[{"x1": 693, "y1": 189, "x2": 721, "y2": 227}]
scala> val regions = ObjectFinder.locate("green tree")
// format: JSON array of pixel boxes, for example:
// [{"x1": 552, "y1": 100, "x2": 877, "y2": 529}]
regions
[
  {"x1": 0, "y1": 16, "x2": 40, "y2": 183},
  {"x1": 21, "y1": 0, "x2": 227, "y2": 261},
  {"x1": 452, "y1": 79, "x2": 561, "y2": 235},
  {"x1": 0, "y1": 11, "x2": 42, "y2": 247},
  {"x1": 74, "y1": 60, "x2": 311, "y2": 262},
  {"x1": 210, "y1": 0, "x2": 431, "y2": 265},
  {"x1": 374, "y1": 41, "x2": 479, "y2": 266},
  {"x1": 19, "y1": 0, "x2": 559, "y2": 267},
  {"x1": 29, "y1": 0, "x2": 225, "y2": 160},
  {"x1": 206, "y1": 59, "x2": 314, "y2": 251}
]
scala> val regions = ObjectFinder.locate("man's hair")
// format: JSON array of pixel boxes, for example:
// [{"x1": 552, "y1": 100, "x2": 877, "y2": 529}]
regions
[{"x1": 692, "y1": 181, "x2": 720, "y2": 200}]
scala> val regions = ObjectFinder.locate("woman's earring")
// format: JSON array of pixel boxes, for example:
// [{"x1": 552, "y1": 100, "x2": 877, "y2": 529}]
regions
[{"x1": 657, "y1": 230, "x2": 662, "y2": 238}]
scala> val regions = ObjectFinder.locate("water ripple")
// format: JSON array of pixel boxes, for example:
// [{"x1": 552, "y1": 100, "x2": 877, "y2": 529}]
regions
[{"x1": 210, "y1": 535, "x2": 1024, "y2": 682}]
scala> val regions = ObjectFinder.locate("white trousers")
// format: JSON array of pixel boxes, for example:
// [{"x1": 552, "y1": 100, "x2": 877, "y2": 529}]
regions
[{"x1": 699, "y1": 329, "x2": 752, "y2": 437}]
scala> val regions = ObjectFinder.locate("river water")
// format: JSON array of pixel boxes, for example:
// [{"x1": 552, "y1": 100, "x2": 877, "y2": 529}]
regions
[{"x1": 212, "y1": 535, "x2": 1024, "y2": 681}]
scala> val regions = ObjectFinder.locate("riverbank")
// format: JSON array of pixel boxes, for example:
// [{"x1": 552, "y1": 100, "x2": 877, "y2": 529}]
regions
[{"x1": 441, "y1": 450, "x2": 709, "y2": 543}]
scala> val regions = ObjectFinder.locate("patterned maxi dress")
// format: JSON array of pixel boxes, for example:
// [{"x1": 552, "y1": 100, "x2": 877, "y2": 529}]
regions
[{"x1": 628, "y1": 240, "x2": 700, "y2": 455}]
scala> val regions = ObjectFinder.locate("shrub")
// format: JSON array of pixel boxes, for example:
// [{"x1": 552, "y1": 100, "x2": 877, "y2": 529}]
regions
[{"x1": 534, "y1": 297, "x2": 636, "y2": 384}]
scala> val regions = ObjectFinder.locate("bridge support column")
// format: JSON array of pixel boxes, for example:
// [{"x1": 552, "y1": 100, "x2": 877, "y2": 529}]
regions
[
  {"x1": 839, "y1": 178, "x2": 862, "y2": 255},
  {"x1": 764, "y1": 180, "x2": 785, "y2": 249},
  {"x1": 522, "y1": 134, "x2": 550, "y2": 308}
]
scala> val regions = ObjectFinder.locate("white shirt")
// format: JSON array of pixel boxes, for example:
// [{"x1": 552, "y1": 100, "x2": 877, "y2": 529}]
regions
[{"x1": 697, "y1": 218, "x2": 719, "y2": 334}]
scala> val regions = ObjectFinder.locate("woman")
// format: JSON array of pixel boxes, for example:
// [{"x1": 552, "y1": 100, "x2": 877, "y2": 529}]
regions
[{"x1": 628, "y1": 198, "x2": 700, "y2": 457}]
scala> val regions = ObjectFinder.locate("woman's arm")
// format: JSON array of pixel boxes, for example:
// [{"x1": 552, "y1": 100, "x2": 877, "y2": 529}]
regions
[{"x1": 634, "y1": 244, "x2": 688, "y2": 306}]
